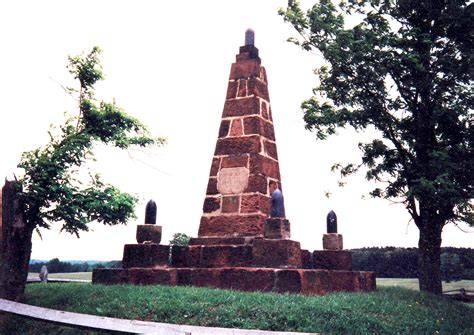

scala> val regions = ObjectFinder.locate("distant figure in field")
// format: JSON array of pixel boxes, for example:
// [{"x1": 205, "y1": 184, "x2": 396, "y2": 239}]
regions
[{"x1": 39, "y1": 265, "x2": 48, "y2": 282}]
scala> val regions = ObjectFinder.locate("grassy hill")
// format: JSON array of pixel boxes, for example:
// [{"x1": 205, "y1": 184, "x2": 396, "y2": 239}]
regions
[{"x1": 4, "y1": 282, "x2": 473, "y2": 334}]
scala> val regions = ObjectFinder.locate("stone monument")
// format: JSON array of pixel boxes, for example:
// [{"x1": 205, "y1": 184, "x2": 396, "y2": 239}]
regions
[{"x1": 93, "y1": 30, "x2": 376, "y2": 295}]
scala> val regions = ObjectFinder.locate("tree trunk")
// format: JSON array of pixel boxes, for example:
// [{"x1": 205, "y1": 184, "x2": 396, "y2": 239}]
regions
[
  {"x1": 0, "y1": 181, "x2": 35, "y2": 302},
  {"x1": 418, "y1": 221, "x2": 443, "y2": 294}
]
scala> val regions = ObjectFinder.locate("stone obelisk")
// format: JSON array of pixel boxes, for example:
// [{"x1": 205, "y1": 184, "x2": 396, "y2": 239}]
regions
[{"x1": 198, "y1": 29, "x2": 283, "y2": 238}]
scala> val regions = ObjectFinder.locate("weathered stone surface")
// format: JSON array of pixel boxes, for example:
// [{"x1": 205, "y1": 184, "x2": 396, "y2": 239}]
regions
[
  {"x1": 261, "y1": 101, "x2": 270, "y2": 120},
  {"x1": 206, "y1": 178, "x2": 218, "y2": 195},
  {"x1": 220, "y1": 268, "x2": 275, "y2": 292},
  {"x1": 237, "y1": 80, "x2": 247, "y2": 98},
  {"x1": 209, "y1": 157, "x2": 220, "y2": 176},
  {"x1": 229, "y1": 60, "x2": 261, "y2": 80},
  {"x1": 136, "y1": 225, "x2": 162, "y2": 244},
  {"x1": 223, "y1": 97, "x2": 260, "y2": 118},
  {"x1": 122, "y1": 244, "x2": 170, "y2": 268},
  {"x1": 215, "y1": 136, "x2": 261, "y2": 156},
  {"x1": 322, "y1": 233, "x2": 343, "y2": 250},
  {"x1": 274, "y1": 269, "x2": 301, "y2": 293},
  {"x1": 190, "y1": 269, "x2": 222, "y2": 288},
  {"x1": 218, "y1": 120, "x2": 230, "y2": 138},
  {"x1": 328, "y1": 271, "x2": 358, "y2": 292},
  {"x1": 92, "y1": 268, "x2": 129, "y2": 285},
  {"x1": 358, "y1": 271, "x2": 377, "y2": 291},
  {"x1": 221, "y1": 195, "x2": 240, "y2": 213},
  {"x1": 128, "y1": 268, "x2": 177, "y2": 286},
  {"x1": 226, "y1": 80, "x2": 238, "y2": 100},
  {"x1": 252, "y1": 239, "x2": 302, "y2": 268},
  {"x1": 247, "y1": 78, "x2": 270, "y2": 101},
  {"x1": 243, "y1": 117, "x2": 274, "y2": 140},
  {"x1": 300, "y1": 270, "x2": 331, "y2": 295},
  {"x1": 264, "y1": 140, "x2": 278, "y2": 160},
  {"x1": 217, "y1": 167, "x2": 249, "y2": 194},
  {"x1": 249, "y1": 154, "x2": 280, "y2": 180},
  {"x1": 221, "y1": 155, "x2": 248, "y2": 169},
  {"x1": 189, "y1": 237, "x2": 251, "y2": 246},
  {"x1": 264, "y1": 218, "x2": 290, "y2": 239},
  {"x1": 200, "y1": 245, "x2": 252, "y2": 268},
  {"x1": 301, "y1": 249, "x2": 312, "y2": 269},
  {"x1": 203, "y1": 197, "x2": 220, "y2": 213},
  {"x1": 229, "y1": 119, "x2": 243, "y2": 137},
  {"x1": 198, "y1": 214, "x2": 265, "y2": 237},
  {"x1": 313, "y1": 250, "x2": 352, "y2": 271},
  {"x1": 244, "y1": 174, "x2": 268, "y2": 194},
  {"x1": 170, "y1": 246, "x2": 189, "y2": 267},
  {"x1": 240, "y1": 194, "x2": 270, "y2": 214}
]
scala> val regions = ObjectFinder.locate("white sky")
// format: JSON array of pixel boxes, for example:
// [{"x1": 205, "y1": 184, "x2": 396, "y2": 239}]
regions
[{"x1": 0, "y1": 0, "x2": 471, "y2": 261}]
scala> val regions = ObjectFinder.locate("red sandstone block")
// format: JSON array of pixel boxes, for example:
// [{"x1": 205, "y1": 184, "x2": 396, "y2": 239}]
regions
[
  {"x1": 243, "y1": 117, "x2": 275, "y2": 141},
  {"x1": 170, "y1": 245, "x2": 189, "y2": 267},
  {"x1": 203, "y1": 196, "x2": 220, "y2": 213},
  {"x1": 245, "y1": 174, "x2": 268, "y2": 194},
  {"x1": 249, "y1": 154, "x2": 281, "y2": 180},
  {"x1": 206, "y1": 178, "x2": 218, "y2": 195},
  {"x1": 229, "y1": 60, "x2": 261, "y2": 80},
  {"x1": 176, "y1": 268, "x2": 192, "y2": 285},
  {"x1": 312, "y1": 250, "x2": 352, "y2": 271},
  {"x1": 210, "y1": 157, "x2": 221, "y2": 177},
  {"x1": 301, "y1": 249, "x2": 312, "y2": 269},
  {"x1": 226, "y1": 80, "x2": 238, "y2": 99},
  {"x1": 198, "y1": 214, "x2": 265, "y2": 237},
  {"x1": 358, "y1": 271, "x2": 376, "y2": 291},
  {"x1": 215, "y1": 136, "x2": 261, "y2": 156},
  {"x1": 237, "y1": 79, "x2": 247, "y2": 97},
  {"x1": 241, "y1": 194, "x2": 270, "y2": 214},
  {"x1": 200, "y1": 245, "x2": 252, "y2": 268},
  {"x1": 92, "y1": 268, "x2": 129, "y2": 285},
  {"x1": 261, "y1": 101, "x2": 269, "y2": 120},
  {"x1": 274, "y1": 269, "x2": 302, "y2": 293},
  {"x1": 221, "y1": 195, "x2": 240, "y2": 213},
  {"x1": 219, "y1": 120, "x2": 230, "y2": 138},
  {"x1": 252, "y1": 239, "x2": 302, "y2": 268},
  {"x1": 187, "y1": 246, "x2": 202, "y2": 267},
  {"x1": 189, "y1": 237, "x2": 250, "y2": 246},
  {"x1": 221, "y1": 155, "x2": 248, "y2": 168},
  {"x1": 229, "y1": 119, "x2": 243, "y2": 136},
  {"x1": 122, "y1": 244, "x2": 170, "y2": 268},
  {"x1": 300, "y1": 270, "x2": 331, "y2": 295},
  {"x1": 263, "y1": 218, "x2": 290, "y2": 239},
  {"x1": 247, "y1": 78, "x2": 269, "y2": 101},
  {"x1": 328, "y1": 271, "x2": 358, "y2": 292},
  {"x1": 260, "y1": 67, "x2": 268, "y2": 84},
  {"x1": 223, "y1": 97, "x2": 260, "y2": 117},
  {"x1": 190, "y1": 269, "x2": 222, "y2": 288},
  {"x1": 128, "y1": 268, "x2": 177, "y2": 286},
  {"x1": 220, "y1": 268, "x2": 276, "y2": 292},
  {"x1": 264, "y1": 140, "x2": 278, "y2": 160}
]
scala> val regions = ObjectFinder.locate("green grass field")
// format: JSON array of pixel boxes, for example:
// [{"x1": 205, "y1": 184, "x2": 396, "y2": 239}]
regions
[{"x1": 6, "y1": 277, "x2": 473, "y2": 334}]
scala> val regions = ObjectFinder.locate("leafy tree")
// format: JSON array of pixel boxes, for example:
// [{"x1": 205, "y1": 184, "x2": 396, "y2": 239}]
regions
[
  {"x1": 280, "y1": 0, "x2": 473, "y2": 294},
  {"x1": 0, "y1": 47, "x2": 164, "y2": 301},
  {"x1": 169, "y1": 233, "x2": 191, "y2": 246}
]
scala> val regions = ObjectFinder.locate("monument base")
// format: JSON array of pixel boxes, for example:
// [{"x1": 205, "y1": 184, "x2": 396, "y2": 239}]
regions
[{"x1": 93, "y1": 237, "x2": 375, "y2": 295}]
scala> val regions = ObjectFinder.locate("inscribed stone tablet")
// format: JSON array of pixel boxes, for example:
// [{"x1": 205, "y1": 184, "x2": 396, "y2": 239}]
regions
[{"x1": 217, "y1": 167, "x2": 249, "y2": 194}]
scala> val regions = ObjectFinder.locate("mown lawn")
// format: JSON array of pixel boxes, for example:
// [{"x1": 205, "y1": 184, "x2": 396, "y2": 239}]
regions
[{"x1": 4, "y1": 282, "x2": 473, "y2": 334}]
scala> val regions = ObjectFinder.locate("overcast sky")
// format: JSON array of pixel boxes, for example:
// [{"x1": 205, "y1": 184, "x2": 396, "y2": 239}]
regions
[{"x1": 1, "y1": 0, "x2": 471, "y2": 261}]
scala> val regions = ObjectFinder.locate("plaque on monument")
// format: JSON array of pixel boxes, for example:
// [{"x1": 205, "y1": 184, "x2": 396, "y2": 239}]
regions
[{"x1": 217, "y1": 167, "x2": 249, "y2": 194}]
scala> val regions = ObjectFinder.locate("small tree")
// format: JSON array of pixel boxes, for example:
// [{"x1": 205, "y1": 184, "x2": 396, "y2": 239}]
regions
[
  {"x1": 280, "y1": 1, "x2": 473, "y2": 294},
  {"x1": 0, "y1": 47, "x2": 164, "y2": 301},
  {"x1": 169, "y1": 233, "x2": 191, "y2": 246}
]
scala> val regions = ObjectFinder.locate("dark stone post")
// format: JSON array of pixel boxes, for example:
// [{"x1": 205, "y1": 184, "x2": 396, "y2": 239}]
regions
[{"x1": 136, "y1": 199, "x2": 162, "y2": 244}]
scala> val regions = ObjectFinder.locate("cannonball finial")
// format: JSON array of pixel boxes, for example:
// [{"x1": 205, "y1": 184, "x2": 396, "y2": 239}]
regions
[{"x1": 245, "y1": 28, "x2": 255, "y2": 46}]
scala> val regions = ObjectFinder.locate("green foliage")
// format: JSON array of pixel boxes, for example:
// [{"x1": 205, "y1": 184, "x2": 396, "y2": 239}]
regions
[
  {"x1": 279, "y1": 1, "x2": 473, "y2": 228},
  {"x1": 16, "y1": 47, "x2": 165, "y2": 236},
  {"x1": 352, "y1": 247, "x2": 474, "y2": 279},
  {"x1": 10, "y1": 284, "x2": 474, "y2": 334},
  {"x1": 441, "y1": 252, "x2": 464, "y2": 282},
  {"x1": 169, "y1": 233, "x2": 191, "y2": 246}
]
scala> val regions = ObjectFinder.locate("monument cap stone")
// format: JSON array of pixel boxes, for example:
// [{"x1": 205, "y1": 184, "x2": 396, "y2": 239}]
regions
[
  {"x1": 145, "y1": 199, "x2": 157, "y2": 225},
  {"x1": 327, "y1": 210, "x2": 337, "y2": 233},
  {"x1": 270, "y1": 189, "x2": 285, "y2": 218}
]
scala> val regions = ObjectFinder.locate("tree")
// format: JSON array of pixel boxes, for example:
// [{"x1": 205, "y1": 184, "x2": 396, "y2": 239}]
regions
[
  {"x1": 0, "y1": 47, "x2": 164, "y2": 301},
  {"x1": 169, "y1": 233, "x2": 191, "y2": 246},
  {"x1": 280, "y1": 0, "x2": 473, "y2": 294}
]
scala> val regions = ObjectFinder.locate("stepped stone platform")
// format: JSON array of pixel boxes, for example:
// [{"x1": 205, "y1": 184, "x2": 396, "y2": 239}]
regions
[{"x1": 92, "y1": 30, "x2": 376, "y2": 295}]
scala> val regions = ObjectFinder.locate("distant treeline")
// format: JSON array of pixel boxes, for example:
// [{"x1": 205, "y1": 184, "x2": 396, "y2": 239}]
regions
[
  {"x1": 350, "y1": 247, "x2": 474, "y2": 281},
  {"x1": 29, "y1": 258, "x2": 122, "y2": 273}
]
